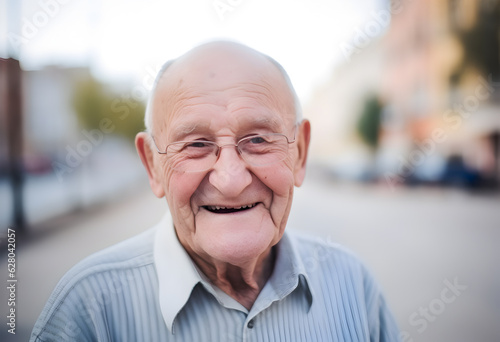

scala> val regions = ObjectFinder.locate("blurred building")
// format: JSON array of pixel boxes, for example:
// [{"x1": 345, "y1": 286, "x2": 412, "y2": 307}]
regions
[
  {"x1": 22, "y1": 66, "x2": 90, "y2": 173},
  {"x1": 1, "y1": 64, "x2": 98, "y2": 175},
  {"x1": 1, "y1": 64, "x2": 146, "y2": 230},
  {"x1": 304, "y1": 39, "x2": 385, "y2": 180},
  {"x1": 304, "y1": 9, "x2": 396, "y2": 181},
  {"x1": 305, "y1": 0, "x2": 500, "y2": 188},
  {"x1": 379, "y1": 0, "x2": 500, "y2": 188}
]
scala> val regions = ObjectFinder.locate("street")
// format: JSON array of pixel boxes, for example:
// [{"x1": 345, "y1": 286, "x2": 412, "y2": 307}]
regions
[{"x1": 1, "y1": 166, "x2": 499, "y2": 341}]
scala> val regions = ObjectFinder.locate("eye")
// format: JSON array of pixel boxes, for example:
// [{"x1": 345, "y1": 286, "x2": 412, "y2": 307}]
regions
[
  {"x1": 248, "y1": 136, "x2": 267, "y2": 144},
  {"x1": 186, "y1": 141, "x2": 210, "y2": 148},
  {"x1": 177, "y1": 140, "x2": 215, "y2": 158}
]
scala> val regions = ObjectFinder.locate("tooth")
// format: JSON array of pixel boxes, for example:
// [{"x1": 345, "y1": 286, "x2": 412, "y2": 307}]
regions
[
  {"x1": 235, "y1": 206, "x2": 241, "y2": 209},
  {"x1": 221, "y1": 207, "x2": 226, "y2": 209}
]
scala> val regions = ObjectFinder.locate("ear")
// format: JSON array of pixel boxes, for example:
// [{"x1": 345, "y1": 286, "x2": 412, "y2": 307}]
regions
[
  {"x1": 135, "y1": 132, "x2": 165, "y2": 198},
  {"x1": 293, "y1": 119, "x2": 311, "y2": 187}
]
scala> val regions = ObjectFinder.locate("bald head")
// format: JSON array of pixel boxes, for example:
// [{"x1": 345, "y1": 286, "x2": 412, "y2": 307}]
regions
[{"x1": 144, "y1": 41, "x2": 301, "y2": 133}]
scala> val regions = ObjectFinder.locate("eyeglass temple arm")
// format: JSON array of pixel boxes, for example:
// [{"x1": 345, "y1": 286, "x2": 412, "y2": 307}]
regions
[{"x1": 150, "y1": 135, "x2": 168, "y2": 154}]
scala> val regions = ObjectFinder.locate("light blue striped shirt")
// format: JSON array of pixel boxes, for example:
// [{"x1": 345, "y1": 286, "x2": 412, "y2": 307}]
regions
[{"x1": 31, "y1": 214, "x2": 401, "y2": 341}]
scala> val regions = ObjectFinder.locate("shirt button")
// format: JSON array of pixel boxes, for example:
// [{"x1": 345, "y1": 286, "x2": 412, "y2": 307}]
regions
[{"x1": 247, "y1": 320, "x2": 254, "y2": 329}]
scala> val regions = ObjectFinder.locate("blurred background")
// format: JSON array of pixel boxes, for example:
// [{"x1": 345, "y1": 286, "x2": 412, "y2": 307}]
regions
[{"x1": 1, "y1": 0, "x2": 499, "y2": 341}]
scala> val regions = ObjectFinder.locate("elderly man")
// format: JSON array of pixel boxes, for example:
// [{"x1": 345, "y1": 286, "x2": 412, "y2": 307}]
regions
[{"x1": 31, "y1": 41, "x2": 400, "y2": 341}]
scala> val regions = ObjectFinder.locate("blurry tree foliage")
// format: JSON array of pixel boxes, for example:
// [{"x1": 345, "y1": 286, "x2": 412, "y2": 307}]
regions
[
  {"x1": 72, "y1": 77, "x2": 145, "y2": 142},
  {"x1": 356, "y1": 96, "x2": 382, "y2": 149},
  {"x1": 451, "y1": 0, "x2": 500, "y2": 84}
]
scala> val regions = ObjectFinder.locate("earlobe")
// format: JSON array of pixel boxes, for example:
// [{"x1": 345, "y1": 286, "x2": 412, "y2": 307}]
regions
[
  {"x1": 135, "y1": 132, "x2": 165, "y2": 198},
  {"x1": 294, "y1": 119, "x2": 311, "y2": 187}
]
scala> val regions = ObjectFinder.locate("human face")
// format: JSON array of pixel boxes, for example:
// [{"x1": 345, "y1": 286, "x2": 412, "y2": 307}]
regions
[{"x1": 141, "y1": 45, "x2": 309, "y2": 267}]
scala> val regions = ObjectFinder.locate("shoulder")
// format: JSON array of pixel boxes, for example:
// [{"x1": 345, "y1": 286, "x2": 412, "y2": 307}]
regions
[
  {"x1": 286, "y1": 229, "x2": 366, "y2": 271},
  {"x1": 59, "y1": 226, "x2": 157, "y2": 287},
  {"x1": 285, "y1": 230, "x2": 381, "y2": 295},
  {"x1": 31, "y1": 227, "x2": 158, "y2": 341},
  {"x1": 284, "y1": 231, "x2": 402, "y2": 341}
]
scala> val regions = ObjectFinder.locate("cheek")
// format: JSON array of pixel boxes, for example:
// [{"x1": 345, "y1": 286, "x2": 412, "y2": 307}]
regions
[
  {"x1": 164, "y1": 170, "x2": 205, "y2": 212},
  {"x1": 255, "y1": 164, "x2": 295, "y2": 205},
  {"x1": 261, "y1": 158, "x2": 295, "y2": 217},
  {"x1": 258, "y1": 165, "x2": 295, "y2": 236},
  {"x1": 259, "y1": 159, "x2": 295, "y2": 196}
]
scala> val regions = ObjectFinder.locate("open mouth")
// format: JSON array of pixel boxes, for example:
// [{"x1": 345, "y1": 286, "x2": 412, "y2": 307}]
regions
[{"x1": 203, "y1": 203, "x2": 258, "y2": 214}]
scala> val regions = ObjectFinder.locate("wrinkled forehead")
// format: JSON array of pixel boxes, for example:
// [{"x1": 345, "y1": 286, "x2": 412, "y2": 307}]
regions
[{"x1": 151, "y1": 43, "x2": 296, "y2": 131}]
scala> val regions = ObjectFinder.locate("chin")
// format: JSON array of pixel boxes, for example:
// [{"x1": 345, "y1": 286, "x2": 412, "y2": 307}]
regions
[
  {"x1": 197, "y1": 228, "x2": 276, "y2": 266},
  {"x1": 192, "y1": 209, "x2": 279, "y2": 265}
]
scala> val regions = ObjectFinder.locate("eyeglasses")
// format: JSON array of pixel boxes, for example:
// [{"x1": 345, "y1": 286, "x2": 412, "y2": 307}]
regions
[{"x1": 151, "y1": 130, "x2": 297, "y2": 173}]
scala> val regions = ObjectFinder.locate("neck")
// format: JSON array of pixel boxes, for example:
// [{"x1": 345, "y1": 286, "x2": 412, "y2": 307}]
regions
[{"x1": 190, "y1": 248, "x2": 276, "y2": 310}]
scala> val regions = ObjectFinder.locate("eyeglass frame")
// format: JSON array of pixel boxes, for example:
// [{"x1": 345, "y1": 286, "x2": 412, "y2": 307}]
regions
[{"x1": 149, "y1": 124, "x2": 299, "y2": 172}]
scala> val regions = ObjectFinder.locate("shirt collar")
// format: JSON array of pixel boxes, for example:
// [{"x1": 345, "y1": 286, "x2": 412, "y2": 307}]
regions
[
  {"x1": 153, "y1": 212, "x2": 202, "y2": 333},
  {"x1": 251, "y1": 231, "x2": 314, "y2": 315},
  {"x1": 154, "y1": 213, "x2": 314, "y2": 333}
]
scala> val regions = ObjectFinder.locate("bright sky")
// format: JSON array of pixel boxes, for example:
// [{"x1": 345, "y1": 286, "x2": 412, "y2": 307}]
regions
[{"x1": 1, "y1": 0, "x2": 387, "y2": 103}]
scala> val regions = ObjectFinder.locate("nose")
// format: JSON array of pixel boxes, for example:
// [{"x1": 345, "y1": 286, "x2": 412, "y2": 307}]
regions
[{"x1": 208, "y1": 145, "x2": 252, "y2": 197}]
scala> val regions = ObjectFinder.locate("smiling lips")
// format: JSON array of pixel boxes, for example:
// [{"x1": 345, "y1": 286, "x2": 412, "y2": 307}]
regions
[{"x1": 204, "y1": 203, "x2": 258, "y2": 214}]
